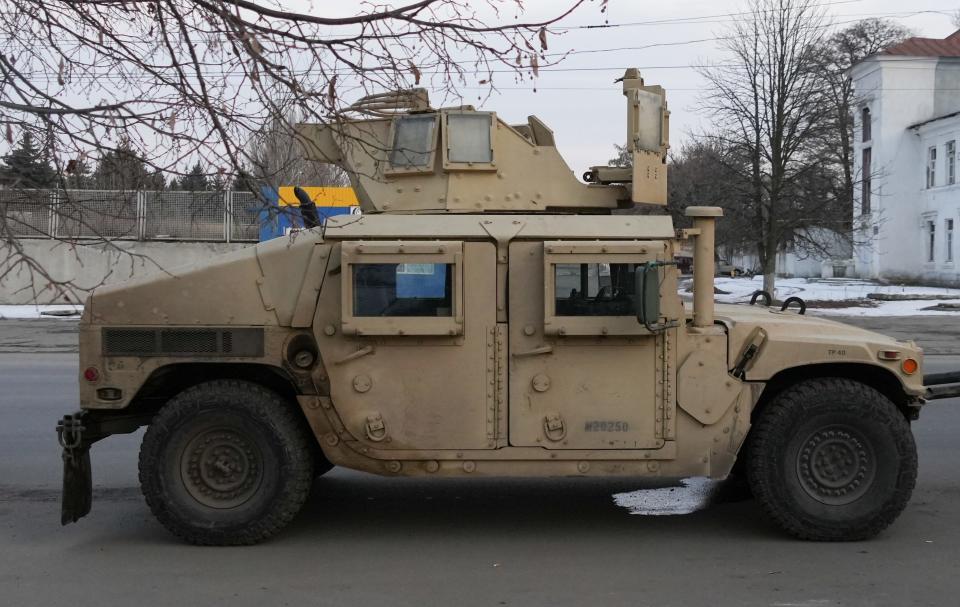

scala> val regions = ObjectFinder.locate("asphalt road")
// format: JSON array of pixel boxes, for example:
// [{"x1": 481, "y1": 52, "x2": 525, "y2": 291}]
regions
[{"x1": 2, "y1": 325, "x2": 960, "y2": 606}]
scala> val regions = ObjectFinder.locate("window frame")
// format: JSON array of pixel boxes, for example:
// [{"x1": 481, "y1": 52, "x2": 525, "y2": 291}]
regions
[
  {"x1": 861, "y1": 146, "x2": 872, "y2": 215},
  {"x1": 928, "y1": 220, "x2": 937, "y2": 263},
  {"x1": 927, "y1": 146, "x2": 938, "y2": 188},
  {"x1": 947, "y1": 218, "x2": 955, "y2": 263},
  {"x1": 948, "y1": 140, "x2": 956, "y2": 186},
  {"x1": 384, "y1": 113, "x2": 440, "y2": 176},
  {"x1": 441, "y1": 110, "x2": 498, "y2": 172},
  {"x1": 861, "y1": 107, "x2": 871, "y2": 142},
  {"x1": 542, "y1": 240, "x2": 668, "y2": 336},
  {"x1": 340, "y1": 240, "x2": 464, "y2": 336}
]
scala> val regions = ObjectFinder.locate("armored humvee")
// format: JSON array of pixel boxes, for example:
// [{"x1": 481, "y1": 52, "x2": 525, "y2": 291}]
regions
[{"x1": 57, "y1": 70, "x2": 960, "y2": 545}]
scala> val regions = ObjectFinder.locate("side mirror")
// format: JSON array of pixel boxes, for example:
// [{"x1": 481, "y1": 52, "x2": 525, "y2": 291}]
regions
[{"x1": 635, "y1": 261, "x2": 677, "y2": 332}]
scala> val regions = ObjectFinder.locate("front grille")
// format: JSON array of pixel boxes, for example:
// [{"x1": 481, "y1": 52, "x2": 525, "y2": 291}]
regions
[
  {"x1": 102, "y1": 327, "x2": 263, "y2": 357},
  {"x1": 160, "y1": 329, "x2": 218, "y2": 354},
  {"x1": 102, "y1": 329, "x2": 157, "y2": 355}
]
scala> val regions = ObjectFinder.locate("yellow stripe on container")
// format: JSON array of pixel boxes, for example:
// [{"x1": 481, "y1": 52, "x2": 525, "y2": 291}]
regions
[{"x1": 277, "y1": 186, "x2": 358, "y2": 207}]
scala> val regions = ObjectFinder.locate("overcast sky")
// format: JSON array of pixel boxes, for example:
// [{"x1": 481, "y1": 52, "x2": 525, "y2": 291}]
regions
[{"x1": 440, "y1": 0, "x2": 959, "y2": 175}]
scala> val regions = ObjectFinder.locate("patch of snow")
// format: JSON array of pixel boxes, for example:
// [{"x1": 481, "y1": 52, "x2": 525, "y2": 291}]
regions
[
  {"x1": 0, "y1": 305, "x2": 83, "y2": 320},
  {"x1": 612, "y1": 477, "x2": 721, "y2": 516},
  {"x1": 681, "y1": 276, "x2": 960, "y2": 316}
]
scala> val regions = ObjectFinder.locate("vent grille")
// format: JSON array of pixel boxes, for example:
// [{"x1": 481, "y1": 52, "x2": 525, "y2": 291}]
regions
[{"x1": 102, "y1": 328, "x2": 263, "y2": 357}]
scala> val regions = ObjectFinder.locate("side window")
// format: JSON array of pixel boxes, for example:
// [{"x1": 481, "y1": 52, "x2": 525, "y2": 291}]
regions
[
  {"x1": 341, "y1": 241, "x2": 463, "y2": 335},
  {"x1": 554, "y1": 263, "x2": 639, "y2": 316},
  {"x1": 543, "y1": 240, "x2": 669, "y2": 336},
  {"x1": 353, "y1": 263, "x2": 452, "y2": 317}
]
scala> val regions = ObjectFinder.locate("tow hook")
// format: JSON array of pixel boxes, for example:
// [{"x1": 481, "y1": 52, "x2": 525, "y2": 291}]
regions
[{"x1": 57, "y1": 414, "x2": 85, "y2": 451}]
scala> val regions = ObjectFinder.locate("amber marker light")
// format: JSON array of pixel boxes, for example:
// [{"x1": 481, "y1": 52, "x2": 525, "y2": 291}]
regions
[
  {"x1": 901, "y1": 358, "x2": 919, "y2": 375},
  {"x1": 83, "y1": 367, "x2": 100, "y2": 382},
  {"x1": 878, "y1": 350, "x2": 901, "y2": 361}
]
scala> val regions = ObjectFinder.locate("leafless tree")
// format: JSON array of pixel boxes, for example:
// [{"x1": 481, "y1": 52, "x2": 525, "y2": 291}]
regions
[
  {"x1": 698, "y1": 0, "x2": 836, "y2": 294},
  {"x1": 812, "y1": 18, "x2": 911, "y2": 223},
  {"x1": 0, "y1": 0, "x2": 597, "y2": 302}
]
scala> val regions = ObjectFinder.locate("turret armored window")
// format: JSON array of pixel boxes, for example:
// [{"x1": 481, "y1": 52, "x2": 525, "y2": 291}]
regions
[
  {"x1": 442, "y1": 111, "x2": 496, "y2": 170},
  {"x1": 387, "y1": 114, "x2": 439, "y2": 174}
]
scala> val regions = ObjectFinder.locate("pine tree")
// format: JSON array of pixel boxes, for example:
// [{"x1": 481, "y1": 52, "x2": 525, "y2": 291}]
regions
[
  {"x1": 1, "y1": 132, "x2": 57, "y2": 188},
  {"x1": 92, "y1": 140, "x2": 154, "y2": 190},
  {"x1": 177, "y1": 161, "x2": 209, "y2": 192}
]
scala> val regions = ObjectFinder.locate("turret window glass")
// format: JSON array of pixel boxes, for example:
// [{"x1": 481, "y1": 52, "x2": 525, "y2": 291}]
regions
[
  {"x1": 389, "y1": 115, "x2": 437, "y2": 168},
  {"x1": 446, "y1": 112, "x2": 493, "y2": 164}
]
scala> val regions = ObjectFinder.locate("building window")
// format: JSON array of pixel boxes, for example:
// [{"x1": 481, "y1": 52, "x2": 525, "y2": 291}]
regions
[
  {"x1": 928, "y1": 220, "x2": 936, "y2": 262},
  {"x1": 948, "y1": 219, "x2": 955, "y2": 263},
  {"x1": 861, "y1": 107, "x2": 871, "y2": 142},
  {"x1": 948, "y1": 141, "x2": 957, "y2": 185},
  {"x1": 861, "y1": 147, "x2": 872, "y2": 214},
  {"x1": 927, "y1": 146, "x2": 937, "y2": 188}
]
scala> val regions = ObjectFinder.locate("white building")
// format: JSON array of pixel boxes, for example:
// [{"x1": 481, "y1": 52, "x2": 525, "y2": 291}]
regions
[{"x1": 852, "y1": 32, "x2": 960, "y2": 284}]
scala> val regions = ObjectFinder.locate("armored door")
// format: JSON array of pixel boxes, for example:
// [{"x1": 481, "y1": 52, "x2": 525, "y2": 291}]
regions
[
  {"x1": 316, "y1": 240, "x2": 498, "y2": 451},
  {"x1": 507, "y1": 240, "x2": 675, "y2": 450}
]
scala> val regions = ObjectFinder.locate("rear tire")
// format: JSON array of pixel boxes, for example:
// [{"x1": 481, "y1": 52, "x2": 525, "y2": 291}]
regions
[
  {"x1": 747, "y1": 378, "x2": 916, "y2": 541},
  {"x1": 139, "y1": 380, "x2": 314, "y2": 545}
]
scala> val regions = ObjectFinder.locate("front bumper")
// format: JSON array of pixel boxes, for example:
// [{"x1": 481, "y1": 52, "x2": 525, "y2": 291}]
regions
[{"x1": 56, "y1": 410, "x2": 149, "y2": 525}]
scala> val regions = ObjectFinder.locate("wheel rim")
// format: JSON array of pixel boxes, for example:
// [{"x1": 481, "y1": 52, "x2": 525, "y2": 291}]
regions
[
  {"x1": 796, "y1": 425, "x2": 876, "y2": 506},
  {"x1": 180, "y1": 426, "x2": 264, "y2": 509}
]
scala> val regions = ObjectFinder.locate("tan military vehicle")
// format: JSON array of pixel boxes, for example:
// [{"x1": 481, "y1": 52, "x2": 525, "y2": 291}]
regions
[{"x1": 57, "y1": 70, "x2": 959, "y2": 545}]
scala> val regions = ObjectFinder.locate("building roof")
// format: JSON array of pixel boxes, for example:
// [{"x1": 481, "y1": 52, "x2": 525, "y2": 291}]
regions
[
  {"x1": 908, "y1": 110, "x2": 960, "y2": 131},
  {"x1": 881, "y1": 30, "x2": 960, "y2": 58}
]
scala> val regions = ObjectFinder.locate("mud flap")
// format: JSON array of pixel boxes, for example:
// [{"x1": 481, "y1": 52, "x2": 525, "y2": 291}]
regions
[
  {"x1": 56, "y1": 410, "x2": 150, "y2": 525},
  {"x1": 57, "y1": 412, "x2": 93, "y2": 525},
  {"x1": 61, "y1": 445, "x2": 93, "y2": 525}
]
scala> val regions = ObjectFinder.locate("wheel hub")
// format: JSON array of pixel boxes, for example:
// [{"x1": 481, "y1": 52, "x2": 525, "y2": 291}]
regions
[
  {"x1": 797, "y1": 427, "x2": 875, "y2": 506},
  {"x1": 181, "y1": 428, "x2": 263, "y2": 509}
]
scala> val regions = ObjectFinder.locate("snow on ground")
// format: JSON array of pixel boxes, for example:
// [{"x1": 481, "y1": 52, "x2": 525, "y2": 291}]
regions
[
  {"x1": 685, "y1": 276, "x2": 960, "y2": 317},
  {"x1": 0, "y1": 305, "x2": 83, "y2": 319},
  {"x1": 612, "y1": 477, "x2": 721, "y2": 515}
]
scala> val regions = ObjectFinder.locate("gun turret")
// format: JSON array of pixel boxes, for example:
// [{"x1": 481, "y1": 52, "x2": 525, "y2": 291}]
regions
[{"x1": 296, "y1": 69, "x2": 669, "y2": 214}]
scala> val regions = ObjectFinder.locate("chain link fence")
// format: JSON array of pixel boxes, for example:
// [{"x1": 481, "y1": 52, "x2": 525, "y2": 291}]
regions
[{"x1": 0, "y1": 188, "x2": 263, "y2": 242}]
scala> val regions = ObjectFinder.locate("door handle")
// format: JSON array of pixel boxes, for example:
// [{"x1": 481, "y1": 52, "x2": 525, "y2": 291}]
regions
[{"x1": 513, "y1": 345, "x2": 553, "y2": 358}]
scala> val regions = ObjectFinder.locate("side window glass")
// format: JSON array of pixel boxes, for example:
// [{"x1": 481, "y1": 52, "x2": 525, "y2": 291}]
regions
[
  {"x1": 389, "y1": 114, "x2": 438, "y2": 169},
  {"x1": 353, "y1": 263, "x2": 453, "y2": 317},
  {"x1": 554, "y1": 263, "x2": 639, "y2": 316}
]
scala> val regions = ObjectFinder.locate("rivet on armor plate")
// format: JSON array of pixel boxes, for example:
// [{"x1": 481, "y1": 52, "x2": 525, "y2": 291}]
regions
[
  {"x1": 531, "y1": 374, "x2": 551, "y2": 392},
  {"x1": 463, "y1": 461, "x2": 476, "y2": 473},
  {"x1": 577, "y1": 461, "x2": 590, "y2": 473},
  {"x1": 324, "y1": 324, "x2": 336, "y2": 336},
  {"x1": 425, "y1": 460, "x2": 440, "y2": 473},
  {"x1": 523, "y1": 324, "x2": 536, "y2": 336},
  {"x1": 387, "y1": 461, "x2": 401, "y2": 473},
  {"x1": 353, "y1": 374, "x2": 372, "y2": 393},
  {"x1": 647, "y1": 461, "x2": 659, "y2": 473},
  {"x1": 324, "y1": 433, "x2": 339, "y2": 446}
]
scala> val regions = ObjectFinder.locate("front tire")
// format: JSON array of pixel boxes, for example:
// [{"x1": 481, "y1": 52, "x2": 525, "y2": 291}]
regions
[
  {"x1": 747, "y1": 378, "x2": 917, "y2": 541},
  {"x1": 139, "y1": 380, "x2": 315, "y2": 545}
]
